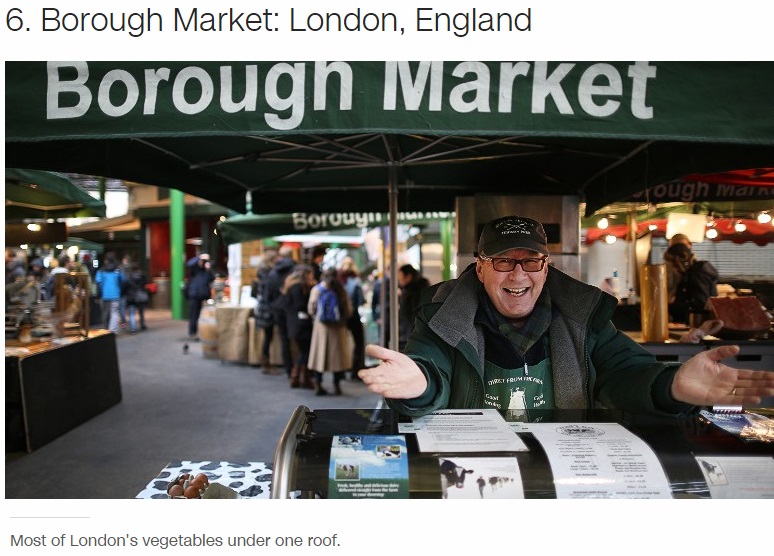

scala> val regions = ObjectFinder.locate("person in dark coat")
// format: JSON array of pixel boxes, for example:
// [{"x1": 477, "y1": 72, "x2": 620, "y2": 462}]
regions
[
  {"x1": 397, "y1": 264, "x2": 430, "y2": 351},
  {"x1": 310, "y1": 245, "x2": 326, "y2": 282},
  {"x1": 186, "y1": 254, "x2": 215, "y2": 340},
  {"x1": 665, "y1": 242, "x2": 719, "y2": 325},
  {"x1": 265, "y1": 246, "x2": 297, "y2": 376},
  {"x1": 252, "y1": 253, "x2": 277, "y2": 373},
  {"x1": 281, "y1": 265, "x2": 317, "y2": 389},
  {"x1": 371, "y1": 273, "x2": 391, "y2": 347},
  {"x1": 338, "y1": 257, "x2": 366, "y2": 380},
  {"x1": 124, "y1": 264, "x2": 149, "y2": 333}
]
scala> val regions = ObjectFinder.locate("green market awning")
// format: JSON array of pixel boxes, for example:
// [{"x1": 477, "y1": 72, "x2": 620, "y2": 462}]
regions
[
  {"x1": 6, "y1": 62, "x2": 774, "y2": 216},
  {"x1": 218, "y1": 210, "x2": 455, "y2": 245},
  {"x1": 5, "y1": 168, "x2": 108, "y2": 220}
]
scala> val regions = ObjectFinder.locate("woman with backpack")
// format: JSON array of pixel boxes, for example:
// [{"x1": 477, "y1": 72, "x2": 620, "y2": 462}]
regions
[{"x1": 308, "y1": 268, "x2": 353, "y2": 395}]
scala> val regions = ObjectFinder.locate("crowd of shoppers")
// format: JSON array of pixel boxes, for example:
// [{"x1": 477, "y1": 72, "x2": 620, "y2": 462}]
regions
[
  {"x1": 5, "y1": 247, "x2": 158, "y2": 337},
  {"x1": 251, "y1": 245, "x2": 431, "y2": 397}
]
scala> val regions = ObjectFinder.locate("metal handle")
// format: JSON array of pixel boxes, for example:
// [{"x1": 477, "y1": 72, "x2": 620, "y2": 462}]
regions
[{"x1": 270, "y1": 405, "x2": 310, "y2": 499}]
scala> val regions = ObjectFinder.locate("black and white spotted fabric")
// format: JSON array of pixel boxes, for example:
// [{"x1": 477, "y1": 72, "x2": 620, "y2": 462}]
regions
[{"x1": 135, "y1": 461, "x2": 273, "y2": 499}]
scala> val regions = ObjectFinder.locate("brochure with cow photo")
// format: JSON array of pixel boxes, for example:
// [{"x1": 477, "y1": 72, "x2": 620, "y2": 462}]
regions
[
  {"x1": 696, "y1": 456, "x2": 774, "y2": 499},
  {"x1": 328, "y1": 435, "x2": 409, "y2": 499},
  {"x1": 438, "y1": 457, "x2": 525, "y2": 499}
]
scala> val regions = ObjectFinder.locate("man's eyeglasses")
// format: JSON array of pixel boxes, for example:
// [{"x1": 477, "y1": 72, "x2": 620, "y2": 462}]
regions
[{"x1": 478, "y1": 254, "x2": 548, "y2": 273}]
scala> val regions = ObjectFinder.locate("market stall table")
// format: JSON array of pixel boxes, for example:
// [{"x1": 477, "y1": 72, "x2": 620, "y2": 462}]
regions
[
  {"x1": 5, "y1": 330, "x2": 121, "y2": 453},
  {"x1": 623, "y1": 330, "x2": 774, "y2": 370}
]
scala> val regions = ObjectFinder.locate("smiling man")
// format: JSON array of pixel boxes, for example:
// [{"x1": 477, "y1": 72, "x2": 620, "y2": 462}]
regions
[{"x1": 359, "y1": 215, "x2": 774, "y2": 417}]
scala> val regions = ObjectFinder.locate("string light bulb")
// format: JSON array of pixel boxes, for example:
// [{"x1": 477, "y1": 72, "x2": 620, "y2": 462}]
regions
[
  {"x1": 597, "y1": 217, "x2": 609, "y2": 230},
  {"x1": 758, "y1": 211, "x2": 772, "y2": 224},
  {"x1": 705, "y1": 228, "x2": 718, "y2": 239},
  {"x1": 734, "y1": 220, "x2": 747, "y2": 233},
  {"x1": 605, "y1": 234, "x2": 617, "y2": 244}
]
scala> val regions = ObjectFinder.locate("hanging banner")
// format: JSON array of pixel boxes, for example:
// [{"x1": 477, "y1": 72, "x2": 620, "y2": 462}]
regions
[
  {"x1": 218, "y1": 211, "x2": 454, "y2": 244},
  {"x1": 628, "y1": 181, "x2": 774, "y2": 203},
  {"x1": 7, "y1": 62, "x2": 774, "y2": 143}
]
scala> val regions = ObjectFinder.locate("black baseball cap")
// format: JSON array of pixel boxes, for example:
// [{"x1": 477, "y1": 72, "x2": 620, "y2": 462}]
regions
[{"x1": 477, "y1": 215, "x2": 549, "y2": 257}]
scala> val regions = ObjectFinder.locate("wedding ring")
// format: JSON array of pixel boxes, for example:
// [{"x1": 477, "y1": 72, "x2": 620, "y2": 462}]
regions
[{"x1": 730, "y1": 387, "x2": 738, "y2": 396}]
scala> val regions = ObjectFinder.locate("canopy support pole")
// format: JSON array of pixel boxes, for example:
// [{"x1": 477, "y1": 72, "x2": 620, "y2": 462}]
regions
[
  {"x1": 441, "y1": 217, "x2": 453, "y2": 281},
  {"x1": 170, "y1": 189, "x2": 185, "y2": 320},
  {"x1": 388, "y1": 163, "x2": 400, "y2": 352}
]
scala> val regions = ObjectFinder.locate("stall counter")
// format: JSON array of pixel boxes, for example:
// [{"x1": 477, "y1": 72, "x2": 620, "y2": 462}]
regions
[{"x1": 5, "y1": 330, "x2": 122, "y2": 453}]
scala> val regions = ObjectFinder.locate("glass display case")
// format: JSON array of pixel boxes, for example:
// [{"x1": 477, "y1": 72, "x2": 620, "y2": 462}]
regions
[
  {"x1": 271, "y1": 406, "x2": 774, "y2": 499},
  {"x1": 53, "y1": 271, "x2": 90, "y2": 336}
]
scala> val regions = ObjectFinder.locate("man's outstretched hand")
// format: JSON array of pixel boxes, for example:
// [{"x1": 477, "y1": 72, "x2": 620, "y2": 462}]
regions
[
  {"x1": 358, "y1": 344, "x2": 428, "y2": 399},
  {"x1": 672, "y1": 344, "x2": 774, "y2": 406}
]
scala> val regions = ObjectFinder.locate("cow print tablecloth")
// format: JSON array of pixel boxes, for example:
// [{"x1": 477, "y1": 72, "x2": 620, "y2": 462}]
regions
[{"x1": 135, "y1": 461, "x2": 273, "y2": 499}]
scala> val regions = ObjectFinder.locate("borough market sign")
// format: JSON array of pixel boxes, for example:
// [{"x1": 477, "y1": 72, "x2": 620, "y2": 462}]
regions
[
  {"x1": 6, "y1": 62, "x2": 774, "y2": 217},
  {"x1": 11, "y1": 61, "x2": 770, "y2": 141}
]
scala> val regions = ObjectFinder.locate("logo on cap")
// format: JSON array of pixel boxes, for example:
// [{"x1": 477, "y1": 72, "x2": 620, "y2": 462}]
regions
[{"x1": 495, "y1": 218, "x2": 532, "y2": 235}]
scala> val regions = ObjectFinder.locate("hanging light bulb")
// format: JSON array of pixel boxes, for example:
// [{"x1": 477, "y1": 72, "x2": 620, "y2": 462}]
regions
[
  {"x1": 706, "y1": 228, "x2": 718, "y2": 239},
  {"x1": 597, "y1": 217, "x2": 609, "y2": 230},
  {"x1": 648, "y1": 224, "x2": 657, "y2": 231},
  {"x1": 605, "y1": 234, "x2": 617, "y2": 244},
  {"x1": 758, "y1": 211, "x2": 772, "y2": 224},
  {"x1": 734, "y1": 220, "x2": 747, "y2": 233}
]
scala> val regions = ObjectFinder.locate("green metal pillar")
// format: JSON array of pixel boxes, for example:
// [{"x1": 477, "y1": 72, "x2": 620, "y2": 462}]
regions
[
  {"x1": 170, "y1": 189, "x2": 185, "y2": 320},
  {"x1": 441, "y1": 217, "x2": 453, "y2": 281}
]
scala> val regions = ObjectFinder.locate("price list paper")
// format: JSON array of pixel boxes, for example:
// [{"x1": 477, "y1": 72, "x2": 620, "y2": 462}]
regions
[
  {"x1": 402, "y1": 409, "x2": 528, "y2": 453},
  {"x1": 528, "y1": 423, "x2": 672, "y2": 499}
]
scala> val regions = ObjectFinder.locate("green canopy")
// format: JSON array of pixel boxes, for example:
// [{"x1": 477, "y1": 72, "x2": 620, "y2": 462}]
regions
[
  {"x1": 6, "y1": 62, "x2": 774, "y2": 216},
  {"x1": 5, "y1": 168, "x2": 108, "y2": 220}
]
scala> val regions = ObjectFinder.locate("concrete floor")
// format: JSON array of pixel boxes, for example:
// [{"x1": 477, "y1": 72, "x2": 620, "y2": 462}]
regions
[{"x1": 5, "y1": 308, "x2": 382, "y2": 498}]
